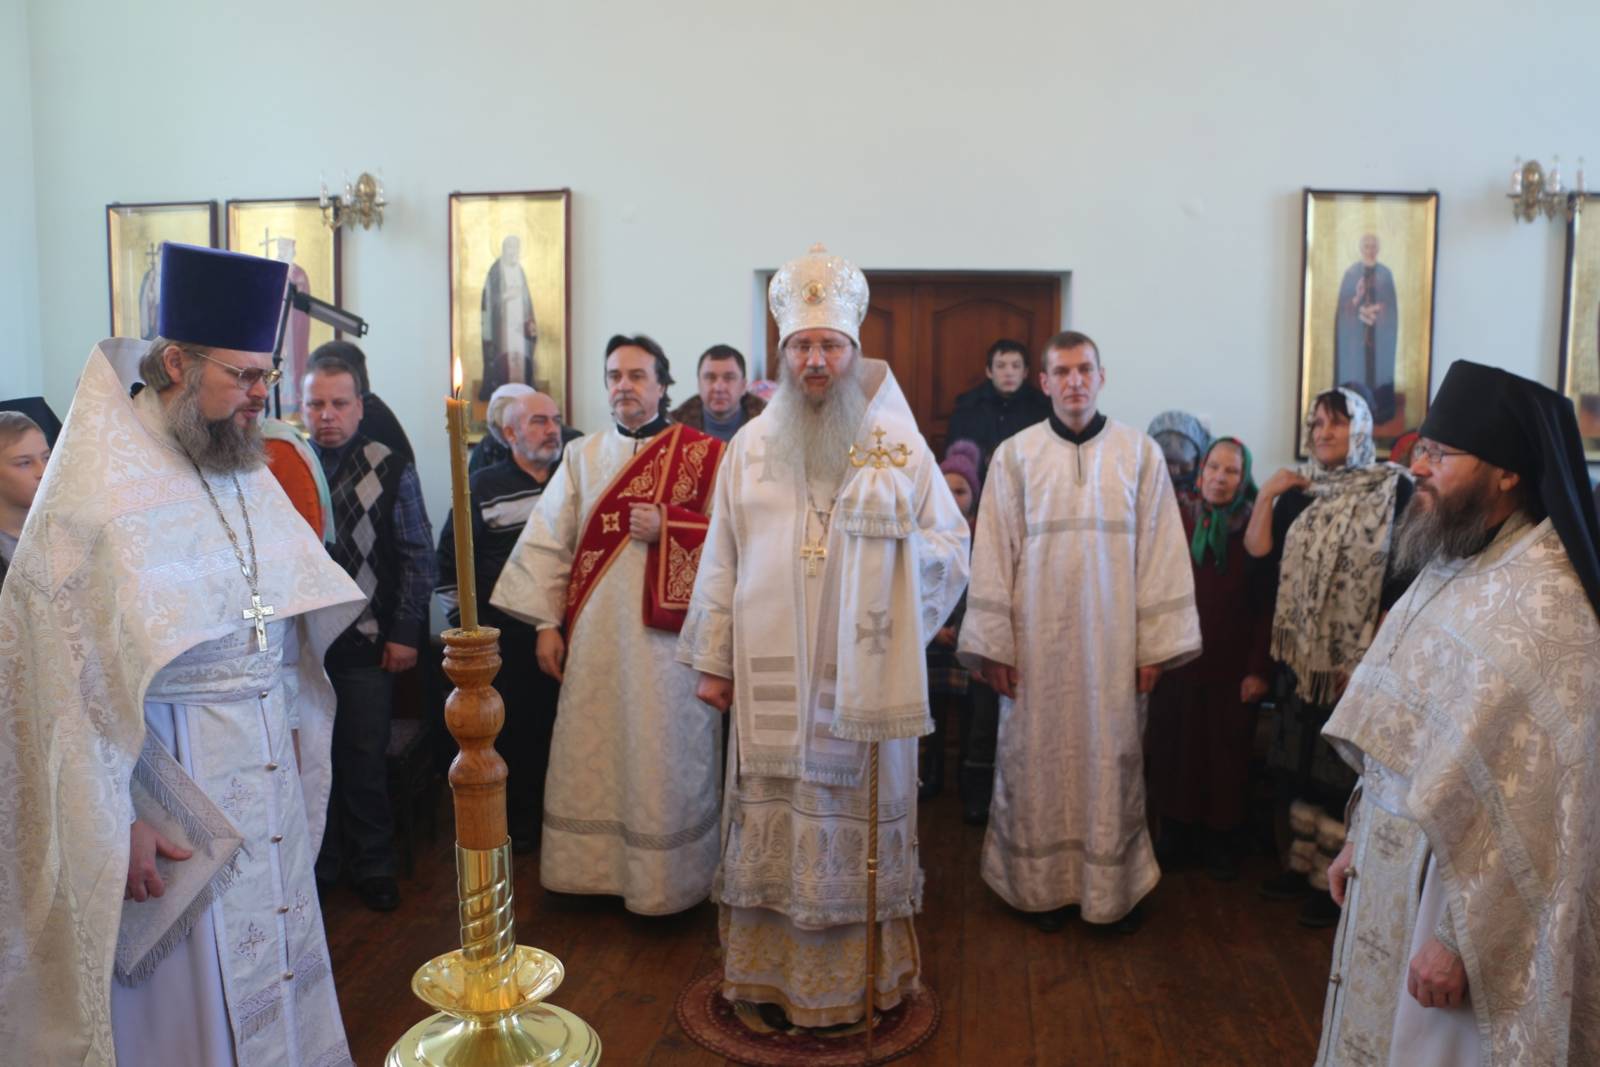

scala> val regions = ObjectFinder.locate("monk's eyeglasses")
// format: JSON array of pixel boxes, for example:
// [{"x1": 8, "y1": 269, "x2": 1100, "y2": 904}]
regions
[
  {"x1": 1413, "y1": 440, "x2": 1471, "y2": 466},
  {"x1": 190, "y1": 349, "x2": 283, "y2": 389}
]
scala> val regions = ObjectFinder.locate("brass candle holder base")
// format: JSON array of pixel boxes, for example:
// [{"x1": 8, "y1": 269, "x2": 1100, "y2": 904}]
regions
[
  {"x1": 387, "y1": 1002, "x2": 600, "y2": 1067},
  {"x1": 387, "y1": 845, "x2": 599, "y2": 1067},
  {"x1": 387, "y1": 628, "x2": 601, "y2": 1066}
]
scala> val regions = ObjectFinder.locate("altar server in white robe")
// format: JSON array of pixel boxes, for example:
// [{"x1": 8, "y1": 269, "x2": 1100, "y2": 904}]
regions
[
  {"x1": 679, "y1": 244, "x2": 969, "y2": 1027},
  {"x1": 492, "y1": 334, "x2": 723, "y2": 915},
  {"x1": 1318, "y1": 362, "x2": 1600, "y2": 1066},
  {"x1": 959, "y1": 330, "x2": 1201, "y2": 933},
  {"x1": 0, "y1": 243, "x2": 366, "y2": 1066}
]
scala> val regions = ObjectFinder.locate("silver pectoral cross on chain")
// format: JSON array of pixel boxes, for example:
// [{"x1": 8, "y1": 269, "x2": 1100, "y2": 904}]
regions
[
  {"x1": 194, "y1": 467, "x2": 274, "y2": 655},
  {"x1": 243, "y1": 593, "x2": 276, "y2": 653}
]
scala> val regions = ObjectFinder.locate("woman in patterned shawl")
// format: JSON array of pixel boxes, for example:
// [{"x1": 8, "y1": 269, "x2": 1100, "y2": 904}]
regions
[{"x1": 1244, "y1": 388, "x2": 1412, "y2": 927}]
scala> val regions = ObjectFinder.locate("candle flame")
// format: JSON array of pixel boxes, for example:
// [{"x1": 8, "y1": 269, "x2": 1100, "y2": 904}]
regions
[{"x1": 451, "y1": 354, "x2": 463, "y2": 398}]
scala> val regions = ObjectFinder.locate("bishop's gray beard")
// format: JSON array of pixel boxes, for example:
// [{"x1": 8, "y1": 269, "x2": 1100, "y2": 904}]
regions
[
  {"x1": 763, "y1": 357, "x2": 868, "y2": 490},
  {"x1": 1390, "y1": 474, "x2": 1498, "y2": 574},
  {"x1": 168, "y1": 369, "x2": 266, "y2": 475}
]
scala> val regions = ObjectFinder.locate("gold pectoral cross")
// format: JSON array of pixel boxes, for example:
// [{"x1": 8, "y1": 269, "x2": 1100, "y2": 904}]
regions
[
  {"x1": 800, "y1": 539, "x2": 827, "y2": 577},
  {"x1": 243, "y1": 593, "x2": 276, "y2": 653}
]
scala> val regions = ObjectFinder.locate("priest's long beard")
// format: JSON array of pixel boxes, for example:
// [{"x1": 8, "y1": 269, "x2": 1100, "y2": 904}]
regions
[
  {"x1": 169, "y1": 367, "x2": 266, "y2": 475},
  {"x1": 764, "y1": 356, "x2": 868, "y2": 490},
  {"x1": 1391, "y1": 473, "x2": 1499, "y2": 574}
]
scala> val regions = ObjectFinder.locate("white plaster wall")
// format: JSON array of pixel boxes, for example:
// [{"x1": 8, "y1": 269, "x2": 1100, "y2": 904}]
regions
[
  {"x1": 14, "y1": 0, "x2": 1599, "y2": 514},
  {"x1": 1, "y1": 0, "x2": 41, "y2": 397}
]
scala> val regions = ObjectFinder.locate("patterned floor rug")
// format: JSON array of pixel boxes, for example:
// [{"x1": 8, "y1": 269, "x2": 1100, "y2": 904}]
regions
[{"x1": 674, "y1": 969, "x2": 941, "y2": 1066}]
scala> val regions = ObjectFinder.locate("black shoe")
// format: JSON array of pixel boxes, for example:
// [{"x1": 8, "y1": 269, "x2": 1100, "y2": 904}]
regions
[
  {"x1": 1298, "y1": 892, "x2": 1341, "y2": 929},
  {"x1": 1112, "y1": 903, "x2": 1145, "y2": 935},
  {"x1": 357, "y1": 876, "x2": 400, "y2": 912},
  {"x1": 1035, "y1": 906, "x2": 1072, "y2": 933},
  {"x1": 1258, "y1": 869, "x2": 1311, "y2": 901}
]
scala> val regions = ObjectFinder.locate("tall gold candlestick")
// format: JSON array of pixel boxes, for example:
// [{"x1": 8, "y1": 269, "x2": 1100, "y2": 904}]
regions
[
  {"x1": 446, "y1": 359, "x2": 478, "y2": 631},
  {"x1": 389, "y1": 359, "x2": 599, "y2": 1065}
]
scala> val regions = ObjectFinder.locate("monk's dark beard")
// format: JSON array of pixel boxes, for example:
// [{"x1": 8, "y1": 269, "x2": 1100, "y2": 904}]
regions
[
  {"x1": 1391, "y1": 472, "x2": 1499, "y2": 574},
  {"x1": 168, "y1": 368, "x2": 266, "y2": 474},
  {"x1": 763, "y1": 356, "x2": 867, "y2": 489}
]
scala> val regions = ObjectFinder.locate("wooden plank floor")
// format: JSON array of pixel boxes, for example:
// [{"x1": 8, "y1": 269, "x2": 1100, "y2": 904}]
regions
[{"x1": 324, "y1": 782, "x2": 1335, "y2": 1065}]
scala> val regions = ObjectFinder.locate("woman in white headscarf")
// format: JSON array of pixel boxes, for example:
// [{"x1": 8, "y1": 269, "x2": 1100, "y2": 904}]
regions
[{"x1": 1244, "y1": 388, "x2": 1412, "y2": 928}]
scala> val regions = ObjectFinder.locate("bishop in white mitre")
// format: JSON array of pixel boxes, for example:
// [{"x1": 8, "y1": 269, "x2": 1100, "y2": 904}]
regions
[
  {"x1": 959, "y1": 331, "x2": 1200, "y2": 931},
  {"x1": 679, "y1": 245, "x2": 969, "y2": 1027},
  {"x1": 0, "y1": 244, "x2": 366, "y2": 1066}
]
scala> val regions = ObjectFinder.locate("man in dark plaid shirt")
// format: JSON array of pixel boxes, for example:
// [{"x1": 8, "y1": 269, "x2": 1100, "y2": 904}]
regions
[{"x1": 303, "y1": 346, "x2": 436, "y2": 912}]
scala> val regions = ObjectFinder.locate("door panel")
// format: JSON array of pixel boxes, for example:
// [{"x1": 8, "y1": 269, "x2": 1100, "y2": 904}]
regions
[
  {"x1": 918, "y1": 283, "x2": 1058, "y2": 453},
  {"x1": 861, "y1": 281, "x2": 917, "y2": 391}
]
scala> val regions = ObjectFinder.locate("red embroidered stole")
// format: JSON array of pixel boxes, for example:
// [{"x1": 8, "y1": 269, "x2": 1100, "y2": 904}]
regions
[{"x1": 564, "y1": 424, "x2": 723, "y2": 634}]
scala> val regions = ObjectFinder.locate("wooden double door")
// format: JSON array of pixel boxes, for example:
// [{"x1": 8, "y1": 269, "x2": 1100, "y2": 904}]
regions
[{"x1": 765, "y1": 272, "x2": 1063, "y2": 456}]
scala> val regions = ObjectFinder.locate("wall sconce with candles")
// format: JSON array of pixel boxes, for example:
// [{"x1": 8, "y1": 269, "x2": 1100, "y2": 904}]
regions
[
  {"x1": 320, "y1": 170, "x2": 386, "y2": 230},
  {"x1": 1508, "y1": 156, "x2": 1585, "y2": 223}
]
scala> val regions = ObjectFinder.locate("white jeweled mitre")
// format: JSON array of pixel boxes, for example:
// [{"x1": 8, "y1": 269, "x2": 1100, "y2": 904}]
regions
[{"x1": 768, "y1": 243, "x2": 870, "y2": 346}]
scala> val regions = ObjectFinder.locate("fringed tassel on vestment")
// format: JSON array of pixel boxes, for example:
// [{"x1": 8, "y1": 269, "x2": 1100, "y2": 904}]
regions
[
  {"x1": 829, "y1": 706, "x2": 933, "y2": 743},
  {"x1": 114, "y1": 853, "x2": 242, "y2": 986},
  {"x1": 132, "y1": 746, "x2": 225, "y2": 855}
]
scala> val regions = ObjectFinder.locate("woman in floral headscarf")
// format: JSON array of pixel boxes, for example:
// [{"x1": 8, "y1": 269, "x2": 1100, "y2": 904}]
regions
[
  {"x1": 1146, "y1": 436, "x2": 1273, "y2": 882},
  {"x1": 1244, "y1": 388, "x2": 1412, "y2": 927}
]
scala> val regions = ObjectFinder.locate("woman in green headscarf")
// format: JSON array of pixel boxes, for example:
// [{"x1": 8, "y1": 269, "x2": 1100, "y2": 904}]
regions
[{"x1": 1145, "y1": 436, "x2": 1275, "y2": 882}]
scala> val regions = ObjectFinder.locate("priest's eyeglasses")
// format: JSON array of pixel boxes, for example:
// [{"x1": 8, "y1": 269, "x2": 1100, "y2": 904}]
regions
[
  {"x1": 1412, "y1": 440, "x2": 1470, "y2": 465},
  {"x1": 191, "y1": 350, "x2": 284, "y2": 389},
  {"x1": 785, "y1": 340, "x2": 851, "y2": 358}
]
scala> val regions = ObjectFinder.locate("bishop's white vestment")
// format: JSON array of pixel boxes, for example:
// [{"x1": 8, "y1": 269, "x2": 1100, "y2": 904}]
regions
[
  {"x1": 678, "y1": 361, "x2": 969, "y2": 1026},
  {"x1": 0, "y1": 345, "x2": 366, "y2": 1066},
  {"x1": 491, "y1": 425, "x2": 722, "y2": 915},
  {"x1": 958, "y1": 418, "x2": 1200, "y2": 923},
  {"x1": 1317, "y1": 516, "x2": 1600, "y2": 1066}
]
